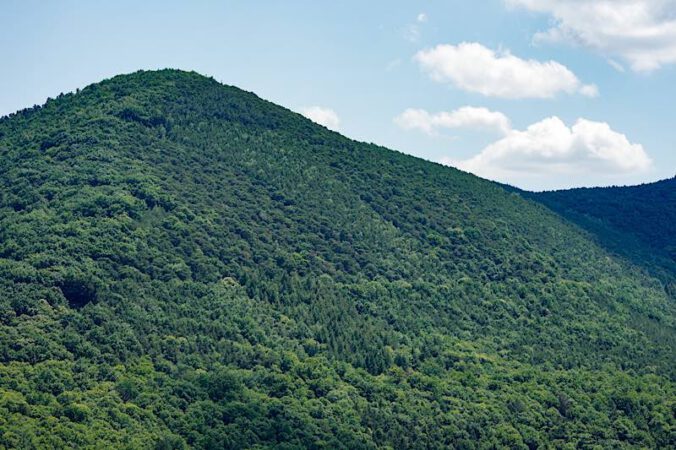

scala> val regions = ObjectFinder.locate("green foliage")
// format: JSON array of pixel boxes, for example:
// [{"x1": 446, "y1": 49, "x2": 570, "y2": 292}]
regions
[
  {"x1": 517, "y1": 178, "x2": 676, "y2": 296},
  {"x1": 0, "y1": 69, "x2": 673, "y2": 448}
]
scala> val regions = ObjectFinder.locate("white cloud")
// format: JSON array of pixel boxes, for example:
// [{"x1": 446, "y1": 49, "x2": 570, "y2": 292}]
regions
[
  {"x1": 415, "y1": 42, "x2": 598, "y2": 98},
  {"x1": 578, "y1": 84, "x2": 599, "y2": 97},
  {"x1": 442, "y1": 116, "x2": 652, "y2": 189},
  {"x1": 394, "y1": 106, "x2": 512, "y2": 135},
  {"x1": 300, "y1": 106, "x2": 340, "y2": 130},
  {"x1": 404, "y1": 12, "x2": 428, "y2": 42},
  {"x1": 507, "y1": 0, "x2": 676, "y2": 72}
]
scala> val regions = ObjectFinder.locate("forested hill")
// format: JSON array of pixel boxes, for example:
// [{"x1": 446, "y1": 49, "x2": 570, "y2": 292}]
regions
[
  {"x1": 519, "y1": 178, "x2": 676, "y2": 296},
  {"x1": 0, "y1": 70, "x2": 674, "y2": 449}
]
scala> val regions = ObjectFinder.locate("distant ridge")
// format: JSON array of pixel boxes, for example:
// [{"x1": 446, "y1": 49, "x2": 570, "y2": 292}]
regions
[{"x1": 518, "y1": 177, "x2": 676, "y2": 296}]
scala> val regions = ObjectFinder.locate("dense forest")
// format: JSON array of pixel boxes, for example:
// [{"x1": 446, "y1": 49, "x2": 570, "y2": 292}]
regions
[
  {"x1": 517, "y1": 179, "x2": 676, "y2": 298},
  {"x1": 0, "y1": 70, "x2": 673, "y2": 449}
]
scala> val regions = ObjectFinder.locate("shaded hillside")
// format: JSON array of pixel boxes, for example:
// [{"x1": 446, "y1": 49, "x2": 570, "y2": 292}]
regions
[
  {"x1": 0, "y1": 70, "x2": 674, "y2": 449},
  {"x1": 520, "y1": 178, "x2": 676, "y2": 296}
]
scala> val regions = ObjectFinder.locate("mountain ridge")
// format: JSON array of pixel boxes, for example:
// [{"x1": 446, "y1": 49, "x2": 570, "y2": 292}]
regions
[
  {"x1": 0, "y1": 69, "x2": 673, "y2": 449},
  {"x1": 512, "y1": 177, "x2": 676, "y2": 297}
]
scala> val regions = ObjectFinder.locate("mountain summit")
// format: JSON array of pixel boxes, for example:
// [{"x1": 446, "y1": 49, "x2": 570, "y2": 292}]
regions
[{"x1": 0, "y1": 70, "x2": 673, "y2": 448}]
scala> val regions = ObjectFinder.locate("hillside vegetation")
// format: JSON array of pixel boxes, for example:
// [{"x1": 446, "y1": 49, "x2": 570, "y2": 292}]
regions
[
  {"x1": 0, "y1": 70, "x2": 674, "y2": 449},
  {"x1": 521, "y1": 178, "x2": 676, "y2": 297}
]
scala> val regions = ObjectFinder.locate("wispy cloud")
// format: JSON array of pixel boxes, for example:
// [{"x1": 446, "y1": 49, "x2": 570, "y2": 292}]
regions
[
  {"x1": 403, "y1": 12, "x2": 428, "y2": 42},
  {"x1": 386, "y1": 58, "x2": 402, "y2": 72},
  {"x1": 394, "y1": 106, "x2": 511, "y2": 136}
]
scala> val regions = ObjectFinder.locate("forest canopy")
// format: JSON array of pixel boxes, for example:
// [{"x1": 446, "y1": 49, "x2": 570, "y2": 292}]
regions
[{"x1": 0, "y1": 70, "x2": 673, "y2": 449}]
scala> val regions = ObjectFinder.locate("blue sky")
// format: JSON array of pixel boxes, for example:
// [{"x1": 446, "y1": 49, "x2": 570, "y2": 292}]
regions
[{"x1": 1, "y1": 0, "x2": 675, "y2": 190}]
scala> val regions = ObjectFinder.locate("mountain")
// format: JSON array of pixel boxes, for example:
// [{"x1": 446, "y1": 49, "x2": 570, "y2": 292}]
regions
[
  {"x1": 518, "y1": 178, "x2": 676, "y2": 297},
  {"x1": 0, "y1": 70, "x2": 673, "y2": 449}
]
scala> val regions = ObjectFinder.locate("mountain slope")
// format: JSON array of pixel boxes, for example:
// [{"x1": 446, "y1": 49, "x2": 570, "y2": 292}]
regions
[
  {"x1": 0, "y1": 70, "x2": 674, "y2": 449},
  {"x1": 518, "y1": 178, "x2": 676, "y2": 296}
]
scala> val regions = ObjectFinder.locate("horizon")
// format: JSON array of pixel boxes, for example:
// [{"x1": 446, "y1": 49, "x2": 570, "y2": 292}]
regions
[
  {"x1": 2, "y1": 0, "x2": 675, "y2": 190},
  {"x1": 2, "y1": 66, "x2": 674, "y2": 194}
]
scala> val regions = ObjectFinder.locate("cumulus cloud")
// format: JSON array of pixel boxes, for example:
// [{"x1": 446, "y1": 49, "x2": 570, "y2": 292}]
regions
[
  {"x1": 394, "y1": 106, "x2": 512, "y2": 135},
  {"x1": 415, "y1": 42, "x2": 598, "y2": 98},
  {"x1": 300, "y1": 106, "x2": 340, "y2": 130},
  {"x1": 442, "y1": 116, "x2": 652, "y2": 189},
  {"x1": 506, "y1": 0, "x2": 676, "y2": 72}
]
